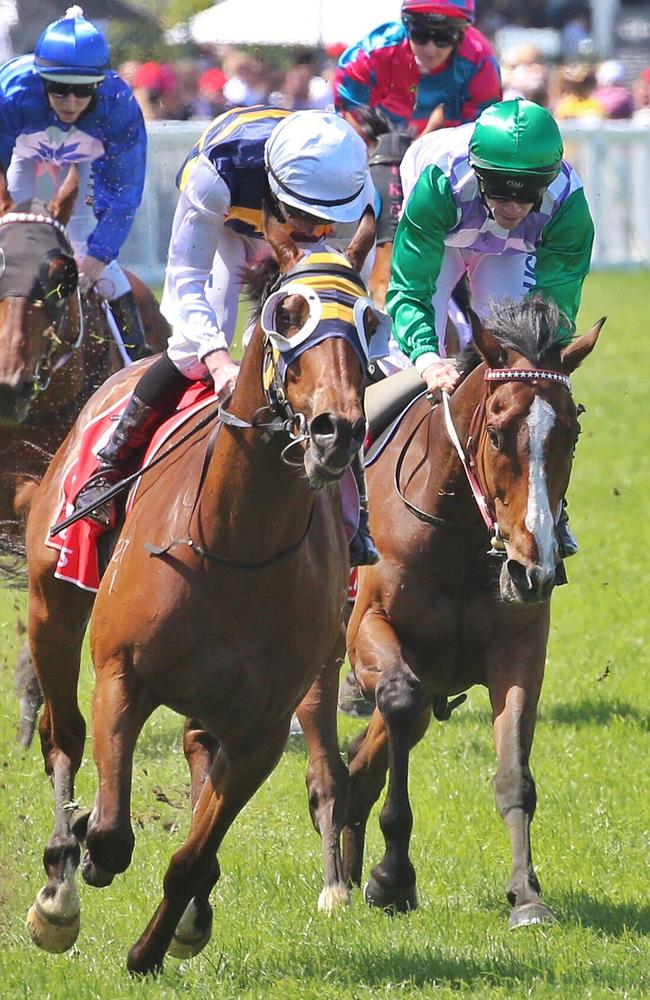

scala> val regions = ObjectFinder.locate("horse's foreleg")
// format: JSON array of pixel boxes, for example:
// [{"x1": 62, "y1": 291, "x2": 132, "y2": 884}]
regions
[
  {"x1": 82, "y1": 658, "x2": 154, "y2": 888},
  {"x1": 488, "y1": 644, "x2": 555, "y2": 929},
  {"x1": 127, "y1": 718, "x2": 290, "y2": 976},
  {"x1": 345, "y1": 613, "x2": 431, "y2": 908},
  {"x1": 26, "y1": 579, "x2": 91, "y2": 953},
  {"x1": 15, "y1": 638, "x2": 43, "y2": 748},
  {"x1": 296, "y1": 629, "x2": 350, "y2": 914}
]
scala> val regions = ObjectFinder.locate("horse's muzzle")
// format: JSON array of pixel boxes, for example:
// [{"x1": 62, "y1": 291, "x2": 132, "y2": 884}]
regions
[
  {"x1": 304, "y1": 412, "x2": 365, "y2": 488},
  {"x1": 501, "y1": 558, "x2": 556, "y2": 604}
]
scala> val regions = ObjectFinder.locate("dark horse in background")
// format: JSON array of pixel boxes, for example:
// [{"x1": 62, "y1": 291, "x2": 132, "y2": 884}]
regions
[
  {"x1": 342, "y1": 298, "x2": 603, "y2": 927},
  {"x1": 24, "y1": 209, "x2": 377, "y2": 973},
  {"x1": 0, "y1": 166, "x2": 169, "y2": 746}
]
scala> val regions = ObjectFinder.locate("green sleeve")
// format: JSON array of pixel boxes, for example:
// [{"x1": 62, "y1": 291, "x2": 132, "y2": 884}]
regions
[
  {"x1": 386, "y1": 165, "x2": 458, "y2": 361},
  {"x1": 531, "y1": 187, "x2": 595, "y2": 344}
]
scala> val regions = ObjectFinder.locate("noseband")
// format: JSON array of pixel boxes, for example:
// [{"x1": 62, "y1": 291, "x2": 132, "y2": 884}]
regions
[
  {"x1": 396, "y1": 366, "x2": 573, "y2": 555},
  {"x1": 0, "y1": 209, "x2": 83, "y2": 402}
]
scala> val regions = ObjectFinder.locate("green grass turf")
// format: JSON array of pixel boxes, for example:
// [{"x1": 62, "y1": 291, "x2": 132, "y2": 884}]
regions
[{"x1": 0, "y1": 271, "x2": 647, "y2": 998}]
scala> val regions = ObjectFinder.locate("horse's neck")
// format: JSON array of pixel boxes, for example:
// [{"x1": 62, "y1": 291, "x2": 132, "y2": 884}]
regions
[
  {"x1": 425, "y1": 365, "x2": 487, "y2": 521},
  {"x1": 197, "y1": 328, "x2": 314, "y2": 561}
]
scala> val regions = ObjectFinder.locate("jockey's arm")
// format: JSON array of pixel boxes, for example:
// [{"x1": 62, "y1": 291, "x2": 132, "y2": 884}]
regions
[
  {"x1": 386, "y1": 165, "x2": 457, "y2": 390},
  {"x1": 161, "y1": 154, "x2": 236, "y2": 383},
  {"x1": 531, "y1": 187, "x2": 595, "y2": 343}
]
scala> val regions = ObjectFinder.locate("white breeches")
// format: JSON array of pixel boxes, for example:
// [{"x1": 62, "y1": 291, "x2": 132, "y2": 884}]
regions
[{"x1": 6, "y1": 156, "x2": 131, "y2": 299}]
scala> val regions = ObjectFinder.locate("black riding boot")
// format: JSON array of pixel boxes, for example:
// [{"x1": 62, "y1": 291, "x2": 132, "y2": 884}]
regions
[
  {"x1": 73, "y1": 353, "x2": 190, "y2": 527},
  {"x1": 349, "y1": 452, "x2": 380, "y2": 567},
  {"x1": 109, "y1": 289, "x2": 151, "y2": 362},
  {"x1": 557, "y1": 498, "x2": 579, "y2": 558}
]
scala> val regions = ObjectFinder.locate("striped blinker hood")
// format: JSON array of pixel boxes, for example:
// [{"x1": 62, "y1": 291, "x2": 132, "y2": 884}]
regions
[{"x1": 260, "y1": 251, "x2": 391, "y2": 381}]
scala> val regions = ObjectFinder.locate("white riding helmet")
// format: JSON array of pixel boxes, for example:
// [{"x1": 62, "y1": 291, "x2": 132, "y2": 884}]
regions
[{"x1": 265, "y1": 111, "x2": 375, "y2": 224}]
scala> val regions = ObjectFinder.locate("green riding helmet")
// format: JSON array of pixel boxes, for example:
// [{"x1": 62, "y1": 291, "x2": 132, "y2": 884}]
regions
[{"x1": 469, "y1": 99, "x2": 563, "y2": 201}]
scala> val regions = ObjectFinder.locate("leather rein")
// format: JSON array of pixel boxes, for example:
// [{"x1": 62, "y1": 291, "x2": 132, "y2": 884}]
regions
[{"x1": 395, "y1": 366, "x2": 572, "y2": 555}]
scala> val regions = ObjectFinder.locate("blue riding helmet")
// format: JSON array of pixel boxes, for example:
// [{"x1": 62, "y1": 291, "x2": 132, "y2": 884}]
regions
[{"x1": 34, "y1": 4, "x2": 110, "y2": 84}]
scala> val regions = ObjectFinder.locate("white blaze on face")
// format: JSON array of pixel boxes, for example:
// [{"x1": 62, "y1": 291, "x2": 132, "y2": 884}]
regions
[{"x1": 525, "y1": 396, "x2": 557, "y2": 570}]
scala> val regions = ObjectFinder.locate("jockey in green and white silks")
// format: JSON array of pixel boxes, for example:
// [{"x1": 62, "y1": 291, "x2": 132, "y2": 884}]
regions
[{"x1": 386, "y1": 98, "x2": 594, "y2": 394}]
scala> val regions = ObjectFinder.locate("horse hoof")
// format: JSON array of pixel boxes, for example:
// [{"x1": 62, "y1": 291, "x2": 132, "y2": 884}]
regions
[
  {"x1": 318, "y1": 882, "x2": 351, "y2": 915},
  {"x1": 168, "y1": 901, "x2": 213, "y2": 960},
  {"x1": 363, "y1": 876, "x2": 418, "y2": 914},
  {"x1": 81, "y1": 851, "x2": 114, "y2": 888},
  {"x1": 26, "y1": 883, "x2": 80, "y2": 953},
  {"x1": 509, "y1": 902, "x2": 555, "y2": 929}
]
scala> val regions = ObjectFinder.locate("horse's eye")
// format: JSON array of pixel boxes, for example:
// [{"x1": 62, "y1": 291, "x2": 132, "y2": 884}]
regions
[
  {"x1": 487, "y1": 426, "x2": 501, "y2": 449},
  {"x1": 276, "y1": 307, "x2": 293, "y2": 332}
]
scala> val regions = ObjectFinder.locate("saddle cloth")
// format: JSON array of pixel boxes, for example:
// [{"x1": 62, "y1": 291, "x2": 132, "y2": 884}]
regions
[
  {"x1": 47, "y1": 382, "x2": 217, "y2": 592},
  {"x1": 47, "y1": 384, "x2": 360, "y2": 593}
]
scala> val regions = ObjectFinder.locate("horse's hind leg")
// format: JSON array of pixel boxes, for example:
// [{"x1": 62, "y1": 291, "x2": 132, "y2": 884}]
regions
[
  {"x1": 345, "y1": 613, "x2": 431, "y2": 912},
  {"x1": 15, "y1": 638, "x2": 43, "y2": 748},
  {"x1": 127, "y1": 717, "x2": 290, "y2": 976},
  {"x1": 296, "y1": 631, "x2": 350, "y2": 914},
  {"x1": 25, "y1": 572, "x2": 92, "y2": 953},
  {"x1": 488, "y1": 642, "x2": 555, "y2": 929},
  {"x1": 81, "y1": 658, "x2": 154, "y2": 887}
]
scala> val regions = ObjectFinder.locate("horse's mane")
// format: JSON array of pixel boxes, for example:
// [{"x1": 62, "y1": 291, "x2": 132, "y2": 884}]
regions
[
  {"x1": 241, "y1": 257, "x2": 281, "y2": 321},
  {"x1": 458, "y1": 295, "x2": 569, "y2": 376}
]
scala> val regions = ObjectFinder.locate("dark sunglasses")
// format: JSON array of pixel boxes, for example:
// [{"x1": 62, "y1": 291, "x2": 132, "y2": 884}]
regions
[
  {"x1": 44, "y1": 81, "x2": 98, "y2": 99},
  {"x1": 408, "y1": 26, "x2": 463, "y2": 47},
  {"x1": 480, "y1": 183, "x2": 546, "y2": 205}
]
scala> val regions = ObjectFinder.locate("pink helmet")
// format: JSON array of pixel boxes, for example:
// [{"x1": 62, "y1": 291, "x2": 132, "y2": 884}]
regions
[{"x1": 401, "y1": 0, "x2": 475, "y2": 24}]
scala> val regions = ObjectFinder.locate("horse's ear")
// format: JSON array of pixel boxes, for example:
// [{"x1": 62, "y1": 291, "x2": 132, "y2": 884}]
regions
[
  {"x1": 262, "y1": 201, "x2": 302, "y2": 273},
  {"x1": 345, "y1": 205, "x2": 376, "y2": 274},
  {"x1": 48, "y1": 165, "x2": 79, "y2": 225},
  {"x1": 559, "y1": 316, "x2": 605, "y2": 374},
  {"x1": 469, "y1": 309, "x2": 507, "y2": 368}
]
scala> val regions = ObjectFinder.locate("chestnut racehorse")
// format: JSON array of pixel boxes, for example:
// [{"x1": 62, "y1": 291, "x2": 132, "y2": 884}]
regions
[
  {"x1": 344, "y1": 298, "x2": 603, "y2": 927},
  {"x1": 0, "y1": 168, "x2": 169, "y2": 745},
  {"x1": 24, "y1": 208, "x2": 377, "y2": 973}
]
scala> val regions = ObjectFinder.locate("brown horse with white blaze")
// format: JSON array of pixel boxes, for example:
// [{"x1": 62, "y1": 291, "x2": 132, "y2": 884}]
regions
[
  {"x1": 24, "y1": 208, "x2": 377, "y2": 973},
  {"x1": 344, "y1": 298, "x2": 603, "y2": 926}
]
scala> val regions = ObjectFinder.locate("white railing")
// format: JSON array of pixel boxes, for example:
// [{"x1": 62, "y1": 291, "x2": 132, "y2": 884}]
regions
[{"x1": 120, "y1": 119, "x2": 650, "y2": 284}]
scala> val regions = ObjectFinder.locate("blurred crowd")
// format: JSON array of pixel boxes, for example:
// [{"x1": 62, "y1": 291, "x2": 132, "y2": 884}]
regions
[
  {"x1": 117, "y1": 39, "x2": 650, "y2": 127},
  {"x1": 117, "y1": 44, "x2": 344, "y2": 123}
]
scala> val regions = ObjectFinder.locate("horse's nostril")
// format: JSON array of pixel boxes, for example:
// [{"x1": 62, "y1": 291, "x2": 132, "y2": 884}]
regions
[{"x1": 310, "y1": 412, "x2": 337, "y2": 447}]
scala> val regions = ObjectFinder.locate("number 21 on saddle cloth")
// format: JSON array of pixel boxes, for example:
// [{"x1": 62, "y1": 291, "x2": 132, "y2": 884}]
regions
[{"x1": 47, "y1": 383, "x2": 362, "y2": 592}]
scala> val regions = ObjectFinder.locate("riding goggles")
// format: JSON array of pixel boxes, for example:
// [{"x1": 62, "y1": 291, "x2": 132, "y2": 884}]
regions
[
  {"x1": 44, "y1": 80, "x2": 98, "y2": 99},
  {"x1": 260, "y1": 257, "x2": 391, "y2": 372},
  {"x1": 475, "y1": 169, "x2": 555, "y2": 206},
  {"x1": 402, "y1": 15, "x2": 464, "y2": 46}
]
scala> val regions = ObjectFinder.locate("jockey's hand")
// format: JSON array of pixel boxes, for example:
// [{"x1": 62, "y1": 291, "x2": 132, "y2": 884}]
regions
[
  {"x1": 204, "y1": 349, "x2": 240, "y2": 401},
  {"x1": 421, "y1": 103, "x2": 446, "y2": 136},
  {"x1": 422, "y1": 360, "x2": 461, "y2": 395},
  {"x1": 76, "y1": 255, "x2": 106, "y2": 295}
]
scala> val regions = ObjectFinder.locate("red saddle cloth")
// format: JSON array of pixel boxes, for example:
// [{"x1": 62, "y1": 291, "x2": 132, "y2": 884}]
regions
[
  {"x1": 47, "y1": 382, "x2": 217, "y2": 592},
  {"x1": 47, "y1": 385, "x2": 361, "y2": 594}
]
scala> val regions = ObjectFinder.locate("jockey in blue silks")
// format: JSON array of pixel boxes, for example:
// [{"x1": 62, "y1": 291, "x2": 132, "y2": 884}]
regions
[{"x1": 0, "y1": 5, "x2": 149, "y2": 360}]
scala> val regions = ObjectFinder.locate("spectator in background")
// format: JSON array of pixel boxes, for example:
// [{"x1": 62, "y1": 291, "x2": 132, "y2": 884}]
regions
[
  {"x1": 592, "y1": 60, "x2": 634, "y2": 120},
  {"x1": 501, "y1": 43, "x2": 550, "y2": 107},
  {"x1": 633, "y1": 67, "x2": 650, "y2": 125},
  {"x1": 174, "y1": 58, "x2": 202, "y2": 121},
  {"x1": 334, "y1": 0, "x2": 502, "y2": 137},
  {"x1": 270, "y1": 51, "x2": 333, "y2": 112},
  {"x1": 553, "y1": 63, "x2": 603, "y2": 120},
  {"x1": 193, "y1": 66, "x2": 227, "y2": 119},
  {"x1": 133, "y1": 60, "x2": 179, "y2": 121},
  {"x1": 222, "y1": 51, "x2": 268, "y2": 107}
]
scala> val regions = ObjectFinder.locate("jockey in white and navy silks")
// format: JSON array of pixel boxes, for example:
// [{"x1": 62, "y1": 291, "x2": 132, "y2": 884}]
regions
[
  {"x1": 387, "y1": 99, "x2": 595, "y2": 385},
  {"x1": 72, "y1": 107, "x2": 382, "y2": 567},
  {"x1": 386, "y1": 98, "x2": 594, "y2": 557},
  {"x1": 0, "y1": 6, "x2": 149, "y2": 359}
]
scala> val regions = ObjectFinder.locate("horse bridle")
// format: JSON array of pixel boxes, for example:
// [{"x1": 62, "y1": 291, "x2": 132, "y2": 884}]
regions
[
  {"x1": 218, "y1": 255, "x2": 382, "y2": 466},
  {"x1": 395, "y1": 366, "x2": 573, "y2": 555},
  {"x1": 0, "y1": 210, "x2": 84, "y2": 401}
]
